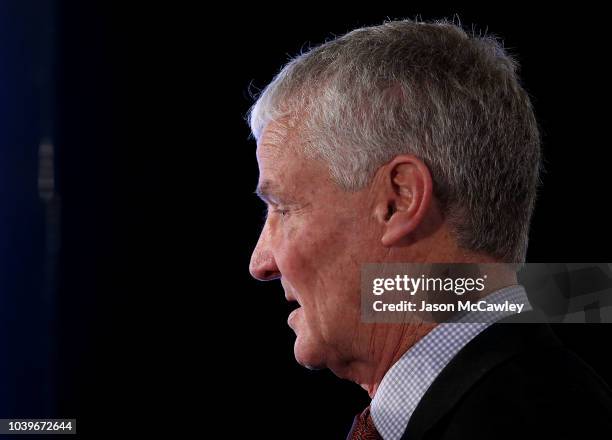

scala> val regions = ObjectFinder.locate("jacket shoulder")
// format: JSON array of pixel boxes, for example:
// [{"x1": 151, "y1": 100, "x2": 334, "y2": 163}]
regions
[
  {"x1": 402, "y1": 322, "x2": 612, "y2": 440},
  {"x1": 430, "y1": 345, "x2": 612, "y2": 439}
]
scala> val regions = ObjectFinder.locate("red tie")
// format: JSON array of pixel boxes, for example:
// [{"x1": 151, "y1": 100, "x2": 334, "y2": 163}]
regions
[{"x1": 346, "y1": 406, "x2": 382, "y2": 440}]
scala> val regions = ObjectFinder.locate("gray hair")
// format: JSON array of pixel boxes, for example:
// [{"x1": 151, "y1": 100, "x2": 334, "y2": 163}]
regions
[{"x1": 248, "y1": 19, "x2": 541, "y2": 263}]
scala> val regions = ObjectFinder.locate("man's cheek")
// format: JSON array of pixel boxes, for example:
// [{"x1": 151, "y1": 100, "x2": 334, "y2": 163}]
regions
[{"x1": 281, "y1": 245, "x2": 317, "y2": 281}]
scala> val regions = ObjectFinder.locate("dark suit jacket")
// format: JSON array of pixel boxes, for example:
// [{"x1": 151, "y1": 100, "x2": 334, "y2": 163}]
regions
[{"x1": 401, "y1": 317, "x2": 612, "y2": 439}]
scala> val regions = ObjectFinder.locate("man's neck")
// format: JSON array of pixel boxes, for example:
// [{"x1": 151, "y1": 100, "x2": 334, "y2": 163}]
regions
[
  {"x1": 336, "y1": 322, "x2": 437, "y2": 398},
  {"x1": 346, "y1": 270, "x2": 519, "y2": 398}
]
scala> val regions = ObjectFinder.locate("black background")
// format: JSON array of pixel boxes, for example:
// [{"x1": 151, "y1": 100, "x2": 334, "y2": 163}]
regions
[{"x1": 3, "y1": 3, "x2": 611, "y2": 438}]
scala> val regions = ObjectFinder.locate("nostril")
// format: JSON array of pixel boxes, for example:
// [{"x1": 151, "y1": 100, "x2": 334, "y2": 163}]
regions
[
  {"x1": 249, "y1": 263, "x2": 278, "y2": 282},
  {"x1": 261, "y1": 269, "x2": 281, "y2": 281}
]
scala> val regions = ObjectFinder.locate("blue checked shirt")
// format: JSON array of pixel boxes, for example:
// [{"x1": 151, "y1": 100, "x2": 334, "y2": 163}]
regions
[{"x1": 370, "y1": 284, "x2": 532, "y2": 440}]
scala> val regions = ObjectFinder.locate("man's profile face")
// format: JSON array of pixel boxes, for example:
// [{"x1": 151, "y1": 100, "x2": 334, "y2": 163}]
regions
[{"x1": 249, "y1": 121, "x2": 381, "y2": 371}]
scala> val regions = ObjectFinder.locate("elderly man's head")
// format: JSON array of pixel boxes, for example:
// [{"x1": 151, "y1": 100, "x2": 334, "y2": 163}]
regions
[{"x1": 248, "y1": 20, "x2": 540, "y2": 384}]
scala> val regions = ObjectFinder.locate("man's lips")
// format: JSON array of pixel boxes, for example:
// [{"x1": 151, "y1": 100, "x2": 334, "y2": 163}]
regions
[
  {"x1": 287, "y1": 305, "x2": 301, "y2": 326},
  {"x1": 286, "y1": 296, "x2": 301, "y2": 312},
  {"x1": 284, "y1": 290, "x2": 301, "y2": 305},
  {"x1": 285, "y1": 292, "x2": 301, "y2": 323}
]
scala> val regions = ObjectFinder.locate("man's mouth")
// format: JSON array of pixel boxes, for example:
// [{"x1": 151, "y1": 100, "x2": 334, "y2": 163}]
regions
[
  {"x1": 286, "y1": 296, "x2": 301, "y2": 313},
  {"x1": 287, "y1": 303, "x2": 301, "y2": 326},
  {"x1": 285, "y1": 292, "x2": 301, "y2": 325},
  {"x1": 284, "y1": 287, "x2": 300, "y2": 306}
]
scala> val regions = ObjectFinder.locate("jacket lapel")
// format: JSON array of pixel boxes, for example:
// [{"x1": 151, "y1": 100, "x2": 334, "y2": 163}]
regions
[{"x1": 401, "y1": 315, "x2": 562, "y2": 440}]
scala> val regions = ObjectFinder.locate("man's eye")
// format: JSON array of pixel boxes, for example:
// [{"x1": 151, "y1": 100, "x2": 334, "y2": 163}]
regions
[{"x1": 263, "y1": 205, "x2": 289, "y2": 218}]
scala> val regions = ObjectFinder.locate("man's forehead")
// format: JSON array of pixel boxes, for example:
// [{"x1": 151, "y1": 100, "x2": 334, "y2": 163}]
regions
[
  {"x1": 256, "y1": 121, "x2": 294, "y2": 161},
  {"x1": 255, "y1": 154, "x2": 296, "y2": 199},
  {"x1": 255, "y1": 139, "x2": 283, "y2": 163},
  {"x1": 255, "y1": 126, "x2": 297, "y2": 199},
  {"x1": 255, "y1": 120, "x2": 303, "y2": 179},
  {"x1": 255, "y1": 140, "x2": 291, "y2": 189},
  {"x1": 255, "y1": 120, "x2": 334, "y2": 198}
]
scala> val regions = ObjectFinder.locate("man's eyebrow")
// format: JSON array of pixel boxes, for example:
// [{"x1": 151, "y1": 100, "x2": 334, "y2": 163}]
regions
[{"x1": 254, "y1": 180, "x2": 283, "y2": 201}]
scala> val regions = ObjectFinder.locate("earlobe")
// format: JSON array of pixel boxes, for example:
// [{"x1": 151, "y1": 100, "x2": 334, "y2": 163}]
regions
[{"x1": 381, "y1": 209, "x2": 418, "y2": 246}]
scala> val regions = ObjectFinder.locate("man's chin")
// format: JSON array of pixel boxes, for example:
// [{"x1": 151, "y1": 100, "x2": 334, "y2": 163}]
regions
[{"x1": 293, "y1": 336, "x2": 327, "y2": 370}]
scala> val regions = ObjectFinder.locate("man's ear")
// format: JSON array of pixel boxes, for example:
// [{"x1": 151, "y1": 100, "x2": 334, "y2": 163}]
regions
[{"x1": 378, "y1": 155, "x2": 433, "y2": 247}]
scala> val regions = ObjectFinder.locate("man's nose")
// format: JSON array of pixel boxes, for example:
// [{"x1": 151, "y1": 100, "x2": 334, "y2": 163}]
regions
[{"x1": 249, "y1": 229, "x2": 281, "y2": 281}]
